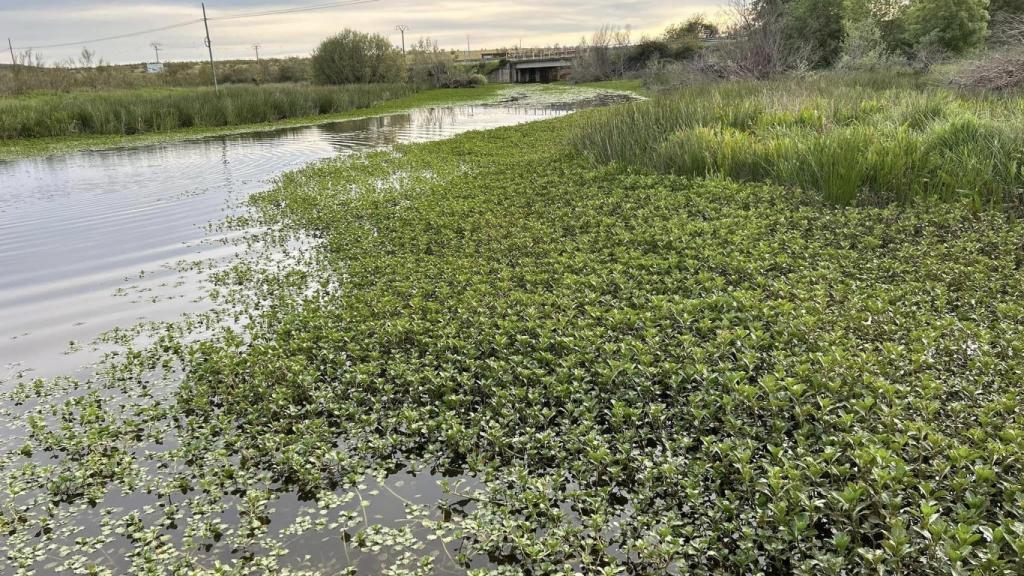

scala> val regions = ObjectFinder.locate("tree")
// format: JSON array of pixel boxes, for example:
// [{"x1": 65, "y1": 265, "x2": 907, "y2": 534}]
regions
[
  {"x1": 752, "y1": 0, "x2": 846, "y2": 67},
  {"x1": 311, "y1": 29, "x2": 404, "y2": 85},
  {"x1": 665, "y1": 15, "x2": 720, "y2": 41},
  {"x1": 907, "y1": 0, "x2": 989, "y2": 54},
  {"x1": 786, "y1": 0, "x2": 846, "y2": 66}
]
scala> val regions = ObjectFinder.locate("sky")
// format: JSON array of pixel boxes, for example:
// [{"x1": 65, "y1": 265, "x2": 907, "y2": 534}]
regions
[{"x1": 0, "y1": 0, "x2": 726, "y2": 65}]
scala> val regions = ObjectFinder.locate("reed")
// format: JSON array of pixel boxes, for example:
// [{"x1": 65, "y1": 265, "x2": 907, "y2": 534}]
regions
[
  {"x1": 0, "y1": 83, "x2": 416, "y2": 139},
  {"x1": 571, "y1": 72, "x2": 1024, "y2": 209}
]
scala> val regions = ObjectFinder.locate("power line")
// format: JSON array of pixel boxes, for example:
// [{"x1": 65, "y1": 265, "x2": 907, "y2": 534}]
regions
[
  {"x1": 8, "y1": 0, "x2": 381, "y2": 51},
  {"x1": 208, "y1": 0, "x2": 380, "y2": 21},
  {"x1": 11, "y1": 19, "x2": 203, "y2": 51}
]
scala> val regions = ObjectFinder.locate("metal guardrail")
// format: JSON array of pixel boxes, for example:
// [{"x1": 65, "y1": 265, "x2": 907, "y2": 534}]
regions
[{"x1": 505, "y1": 48, "x2": 579, "y2": 61}]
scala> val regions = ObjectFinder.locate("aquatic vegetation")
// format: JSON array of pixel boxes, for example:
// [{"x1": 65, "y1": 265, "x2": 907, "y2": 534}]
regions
[
  {"x1": 4, "y1": 97, "x2": 1024, "y2": 574},
  {"x1": 0, "y1": 83, "x2": 417, "y2": 139},
  {"x1": 571, "y1": 72, "x2": 1024, "y2": 210}
]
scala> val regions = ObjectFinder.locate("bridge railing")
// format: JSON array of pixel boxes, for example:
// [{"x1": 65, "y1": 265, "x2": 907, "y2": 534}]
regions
[{"x1": 505, "y1": 47, "x2": 579, "y2": 61}]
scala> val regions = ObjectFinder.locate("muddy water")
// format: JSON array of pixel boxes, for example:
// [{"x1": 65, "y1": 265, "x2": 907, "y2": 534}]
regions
[{"x1": 0, "y1": 105, "x2": 569, "y2": 381}]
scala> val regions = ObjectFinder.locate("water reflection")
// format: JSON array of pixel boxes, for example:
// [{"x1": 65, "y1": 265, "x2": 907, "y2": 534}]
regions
[{"x1": 0, "y1": 105, "x2": 570, "y2": 381}]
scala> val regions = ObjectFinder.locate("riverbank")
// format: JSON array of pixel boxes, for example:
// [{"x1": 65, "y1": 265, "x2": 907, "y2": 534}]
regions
[
  {"x1": 0, "y1": 81, "x2": 642, "y2": 161},
  {"x1": 4, "y1": 76, "x2": 1024, "y2": 574}
]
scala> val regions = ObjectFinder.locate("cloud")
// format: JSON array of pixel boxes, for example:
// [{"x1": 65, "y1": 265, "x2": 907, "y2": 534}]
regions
[{"x1": 1, "y1": 0, "x2": 726, "y2": 64}]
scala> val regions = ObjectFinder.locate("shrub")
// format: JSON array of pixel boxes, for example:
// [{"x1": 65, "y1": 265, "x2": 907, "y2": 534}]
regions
[
  {"x1": 405, "y1": 38, "x2": 479, "y2": 88},
  {"x1": 907, "y1": 0, "x2": 990, "y2": 55},
  {"x1": 311, "y1": 29, "x2": 404, "y2": 85},
  {"x1": 625, "y1": 39, "x2": 674, "y2": 70},
  {"x1": 572, "y1": 25, "x2": 632, "y2": 82}
]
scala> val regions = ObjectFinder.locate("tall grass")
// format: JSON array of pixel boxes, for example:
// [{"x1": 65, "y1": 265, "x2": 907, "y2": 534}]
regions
[
  {"x1": 0, "y1": 58, "x2": 312, "y2": 95},
  {"x1": 571, "y1": 71, "x2": 1024, "y2": 209},
  {"x1": 0, "y1": 83, "x2": 416, "y2": 139}
]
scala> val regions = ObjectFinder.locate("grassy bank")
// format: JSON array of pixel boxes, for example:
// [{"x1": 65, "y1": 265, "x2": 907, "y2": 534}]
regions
[
  {"x1": 4, "y1": 87, "x2": 1024, "y2": 574},
  {"x1": 0, "y1": 83, "x2": 417, "y2": 139},
  {"x1": 0, "y1": 84, "x2": 508, "y2": 160},
  {"x1": 572, "y1": 72, "x2": 1024, "y2": 210}
]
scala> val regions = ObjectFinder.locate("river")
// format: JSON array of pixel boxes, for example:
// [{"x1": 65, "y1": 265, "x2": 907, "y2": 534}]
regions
[{"x1": 0, "y1": 104, "x2": 569, "y2": 382}]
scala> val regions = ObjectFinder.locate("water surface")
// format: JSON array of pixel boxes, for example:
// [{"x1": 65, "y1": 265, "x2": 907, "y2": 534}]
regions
[{"x1": 0, "y1": 105, "x2": 568, "y2": 380}]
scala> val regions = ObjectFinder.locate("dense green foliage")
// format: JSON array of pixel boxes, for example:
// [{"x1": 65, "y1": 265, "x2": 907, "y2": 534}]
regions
[
  {"x1": 0, "y1": 83, "x2": 414, "y2": 139},
  {"x1": 908, "y1": 0, "x2": 991, "y2": 54},
  {"x1": 5, "y1": 82, "x2": 1024, "y2": 573},
  {"x1": 573, "y1": 73, "x2": 1024, "y2": 209},
  {"x1": 761, "y1": 0, "x2": 848, "y2": 67},
  {"x1": 311, "y1": 29, "x2": 405, "y2": 85}
]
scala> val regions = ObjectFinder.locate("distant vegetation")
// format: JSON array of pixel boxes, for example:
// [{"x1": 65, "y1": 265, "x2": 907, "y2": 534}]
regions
[
  {"x1": 573, "y1": 72, "x2": 1024, "y2": 210},
  {"x1": 406, "y1": 38, "x2": 488, "y2": 88},
  {"x1": 0, "y1": 53, "x2": 312, "y2": 96},
  {"x1": 576, "y1": 0, "x2": 1024, "y2": 92},
  {"x1": 0, "y1": 83, "x2": 414, "y2": 139},
  {"x1": 311, "y1": 29, "x2": 404, "y2": 85}
]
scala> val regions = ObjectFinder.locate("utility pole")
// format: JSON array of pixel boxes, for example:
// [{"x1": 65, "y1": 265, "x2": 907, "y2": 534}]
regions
[
  {"x1": 150, "y1": 41, "x2": 163, "y2": 63},
  {"x1": 466, "y1": 34, "x2": 470, "y2": 57},
  {"x1": 252, "y1": 44, "x2": 261, "y2": 82},
  {"x1": 7, "y1": 38, "x2": 16, "y2": 91},
  {"x1": 395, "y1": 25, "x2": 408, "y2": 54},
  {"x1": 202, "y1": 2, "x2": 218, "y2": 91}
]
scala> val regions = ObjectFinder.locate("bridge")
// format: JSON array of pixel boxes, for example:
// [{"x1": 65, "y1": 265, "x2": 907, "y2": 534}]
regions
[{"x1": 460, "y1": 48, "x2": 578, "y2": 84}]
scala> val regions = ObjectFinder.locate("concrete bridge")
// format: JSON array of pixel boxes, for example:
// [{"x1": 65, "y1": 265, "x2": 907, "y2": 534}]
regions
[{"x1": 469, "y1": 48, "x2": 578, "y2": 84}]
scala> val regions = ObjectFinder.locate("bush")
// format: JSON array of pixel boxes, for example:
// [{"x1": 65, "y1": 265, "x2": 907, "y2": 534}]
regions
[
  {"x1": 405, "y1": 38, "x2": 480, "y2": 88},
  {"x1": 625, "y1": 39, "x2": 674, "y2": 70},
  {"x1": 572, "y1": 25, "x2": 632, "y2": 82},
  {"x1": 907, "y1": 0, "x2": 990, "y2": 55},
  {"x1": 311, "y1": 29, "x2": 404, "y2": 85}
]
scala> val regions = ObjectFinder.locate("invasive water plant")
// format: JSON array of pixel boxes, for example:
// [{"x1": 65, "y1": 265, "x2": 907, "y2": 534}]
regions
[{"x1": 3, "y1": 90, "x2": 1024, "y2": 574}]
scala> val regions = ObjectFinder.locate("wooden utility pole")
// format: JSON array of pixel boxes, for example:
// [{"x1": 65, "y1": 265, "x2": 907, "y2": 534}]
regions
[
  {"x1": 8, "y1": 38, "x2": 15, "y2": 67},
  {"x1": 150, "y1": 41, "x2": 163, "y2": 63},
  {"x1": 202, "y1": 2, "x2": 218, "y2": 91},
  {"x1": 395, "y1": 25, "x2": 408, "y2": 54},
  {"x1": 252, "y1": 44, "x2": 262, "y2": 82}
]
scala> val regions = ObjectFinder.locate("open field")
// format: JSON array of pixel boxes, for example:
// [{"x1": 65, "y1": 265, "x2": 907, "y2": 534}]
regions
[{"x1": 4, "y1": 76, "x2": 1024, "y2": 574}]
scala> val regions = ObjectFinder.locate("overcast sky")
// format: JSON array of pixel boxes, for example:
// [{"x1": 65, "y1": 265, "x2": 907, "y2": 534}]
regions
[{"x1": 1, "y1": 0, "x2": 726, "y2": 65}]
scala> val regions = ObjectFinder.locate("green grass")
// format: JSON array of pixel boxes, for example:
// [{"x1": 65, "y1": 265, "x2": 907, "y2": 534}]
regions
[
  {"x1": 5, "y1": 102, "x2": 1024, "y2": 574},
  {"x1": 0, "y1": 84, "x2": 505, "y2": 160},
  {"x1": 571, "y1": 71, "x2": 1024, "y2": 210},
  {"x1": 0, "y1": 83, "x2": 417, "y2": 139}
]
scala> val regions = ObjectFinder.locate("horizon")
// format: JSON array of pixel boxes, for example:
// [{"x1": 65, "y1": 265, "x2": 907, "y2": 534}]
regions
[{"x1": 2, "y1": 0, "x2": 727, "y2": 66}]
